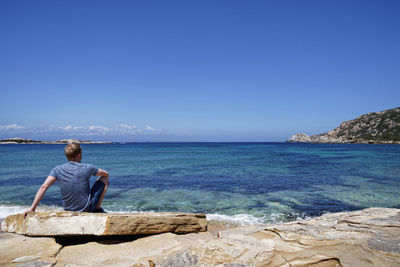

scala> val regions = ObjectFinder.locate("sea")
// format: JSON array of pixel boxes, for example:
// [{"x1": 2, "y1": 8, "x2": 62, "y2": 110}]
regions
[{"x1": 0, "y1": 142, "x2": 399, "y2": 225}]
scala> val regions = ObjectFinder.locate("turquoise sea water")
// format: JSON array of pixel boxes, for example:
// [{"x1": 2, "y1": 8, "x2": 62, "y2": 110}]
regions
[{"x1": 0, "y1": 142, "x2": 399, "y2": 224}]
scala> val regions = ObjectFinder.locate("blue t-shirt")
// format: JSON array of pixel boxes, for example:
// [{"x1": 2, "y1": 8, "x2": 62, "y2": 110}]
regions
[{"x1": 49, "y1": 161, "x2": 99, "y2": 211}]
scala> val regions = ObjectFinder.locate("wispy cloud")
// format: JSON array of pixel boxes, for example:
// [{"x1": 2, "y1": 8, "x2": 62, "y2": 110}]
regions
[
  {"x1": 115, "y1": 124, "x2": 137, "y2": 134},
  {"x1": 56, "y1": 124, "x2": 157, "y2": 135},
  {"x1": 118, "y1": 124, "x2": 137, "y2": 130},
  {"x1": 145, "y1": 125, "x2": 157, "y2": 131},
  {"x1": 88, "y1": 125, "x2": 110, "y2": 132},
  {"x1": 62, "y1": 125, "x2": 84, "y2": 131},
  {"x1": 0, "y1": 124, "x2": 25, "y2": 131},
  {"x1": 0, "y1": 123, "x2": 160, "y2": 138}
]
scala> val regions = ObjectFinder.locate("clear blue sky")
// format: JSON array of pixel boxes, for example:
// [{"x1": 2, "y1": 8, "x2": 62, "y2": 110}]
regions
[{"x1": 1, "y1": 1, "x2": 399, "y2": 141}]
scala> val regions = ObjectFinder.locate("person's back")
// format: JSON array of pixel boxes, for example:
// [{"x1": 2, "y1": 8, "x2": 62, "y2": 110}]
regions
[
  {"x1": 50, "y1": 161, "x2": 98, "y2": 211},
  {"x1": 23, "y1": 143, "x2": 109, "y2": 217}
]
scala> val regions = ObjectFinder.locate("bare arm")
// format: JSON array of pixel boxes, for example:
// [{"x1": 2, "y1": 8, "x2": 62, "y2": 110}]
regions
[
  {"x1": 96, "y1": 168, "x2": 109, "y2": 178},
  {"x1": 23, "y1": 176, "x2": 56, "y2": 218}
]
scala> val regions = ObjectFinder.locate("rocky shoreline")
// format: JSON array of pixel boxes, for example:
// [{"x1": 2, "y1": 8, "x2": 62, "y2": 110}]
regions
[
  {"x1": 0, "y1": 138, "x2": 112, "y2": 144},
  {"x1": 287, "y1": 107, "x2": 400, "y2": 144},
  {"x1": 287, "y1": 132, "x2": 400, "y2": 144},
  {"x1": 1, "y1": 208, "x2": 399, "y2": 266}
]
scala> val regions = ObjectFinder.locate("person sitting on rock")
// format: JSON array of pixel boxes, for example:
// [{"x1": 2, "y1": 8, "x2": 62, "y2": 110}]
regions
[{"x1": 23, "y1": 143, "x2": 109, "y2": 218}]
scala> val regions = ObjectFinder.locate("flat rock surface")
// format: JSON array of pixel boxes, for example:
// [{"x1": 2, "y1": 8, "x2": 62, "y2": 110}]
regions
[
  {"x1": 1, "y1": 211, "x2": 207, "y2": 236},
  {"x1": 0, "y1": 233, "x2": 61, "y2": 267},
  {"x1": 0, "y1": 208, "x2": 399, "y2": 266}
]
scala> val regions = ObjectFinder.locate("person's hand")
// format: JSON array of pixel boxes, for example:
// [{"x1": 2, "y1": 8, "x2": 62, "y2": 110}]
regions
[{"x1": 23, "y1": 209, "x2": 34, "y2": 219}]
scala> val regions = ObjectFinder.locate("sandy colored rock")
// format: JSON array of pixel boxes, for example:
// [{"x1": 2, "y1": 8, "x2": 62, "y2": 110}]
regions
[
  {"x1": 55, "y1": 233, "x2": 176, "y2": 266},
  {"x1": 55, "y1": 232, "x2": 214, "y2": 267},
  {"x1": 0, "y1": 232, "x2": 61, "y2": 267},
  {"x1": 1, "y1": 208, "x2": 399, "y2": 266},
  {"x1": 253, "y1": 208, "x2": 400, "y2": 267},
  {"x1": 52, "y1": 208, "x2": 400, "y2": 266},
  {"x1": 1, "y1": 211, "x2": 207, "y2": 236}
]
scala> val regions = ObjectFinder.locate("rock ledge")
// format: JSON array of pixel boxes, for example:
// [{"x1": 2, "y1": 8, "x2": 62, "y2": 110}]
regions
[
  {"x1": 1, "y1": 211, "x2": 207, "y2": 236},
  {"x1": 0, "y1": 208, "x2": 399, "y2": 266}
]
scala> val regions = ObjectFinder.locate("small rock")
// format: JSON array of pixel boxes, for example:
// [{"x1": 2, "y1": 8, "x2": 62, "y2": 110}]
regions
[
  {"x1": 11, "y1": 256, "x2": 41, "y2": 263},
  {"x1": 287, "y1": 133, "x2": 312, "y2": 142}
]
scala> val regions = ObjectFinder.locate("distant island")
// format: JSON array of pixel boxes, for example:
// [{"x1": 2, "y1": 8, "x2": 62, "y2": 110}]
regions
[
  {"x1": 0, "y1": 138, "x2": 112, "y2": 144},
  {"x1": 288, "y1": 107, "x2": 400, "y2": 144}
]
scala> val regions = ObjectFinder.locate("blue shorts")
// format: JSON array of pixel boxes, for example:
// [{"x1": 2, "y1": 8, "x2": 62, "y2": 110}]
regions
[{"x1": 86, "y1": 180, "x2": 106, "y2": 212}]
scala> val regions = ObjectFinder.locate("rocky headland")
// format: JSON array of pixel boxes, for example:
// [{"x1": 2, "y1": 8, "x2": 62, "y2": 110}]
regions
[
  {"x1": 1, "y1": 208, "x2": 399, "y2": 266},
  {"x1": 288, "y1": 107, "x2": 400, "y2": 144},
  {"x1": 0, "y1": 138, "x2": 112, "y2": 144}
]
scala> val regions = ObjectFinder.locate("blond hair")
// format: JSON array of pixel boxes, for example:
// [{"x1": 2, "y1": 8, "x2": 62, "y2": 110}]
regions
[{"x1": 64, "y1": 143, "x2": 82, "y2": 160}]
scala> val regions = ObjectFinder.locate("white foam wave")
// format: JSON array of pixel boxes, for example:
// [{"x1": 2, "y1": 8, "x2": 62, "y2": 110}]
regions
[
  {"x1": 206, "y1": 212, "x2": 313, "y2": 225},
  {"x1": 206, "y1": 213, "x2": 267, "y2": 225},
  {"x1": 0, "y1": 205, "x2": 27, "y2": 219},
  {"x1": 0, "y1": 205, "x2": 63, "y2": 219},
  {"x1": 107, "y1": 209, "x2": 142, "y2": 214}
]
